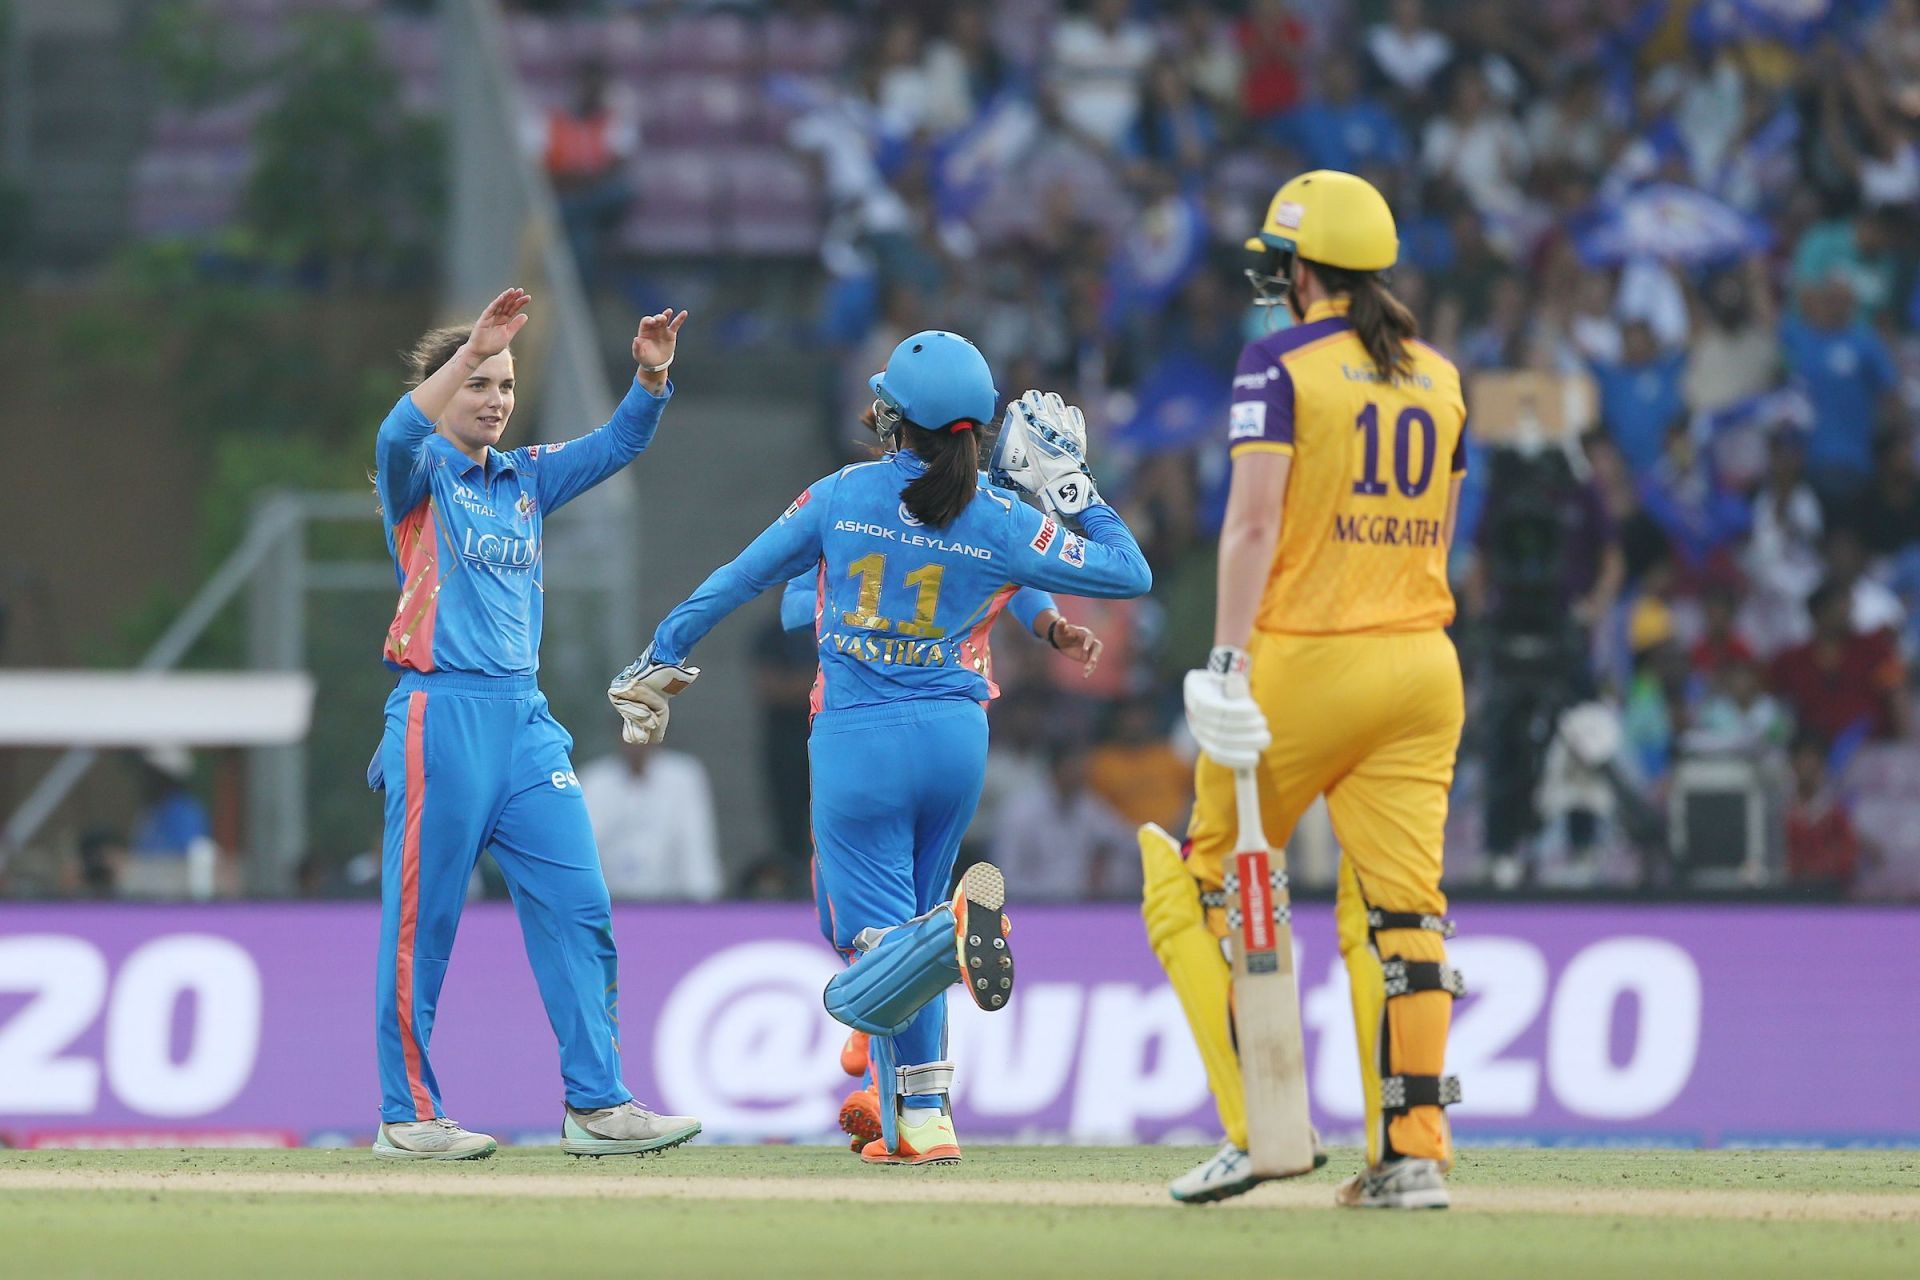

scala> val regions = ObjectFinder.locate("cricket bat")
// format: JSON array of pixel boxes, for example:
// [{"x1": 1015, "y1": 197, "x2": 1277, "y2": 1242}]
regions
[{"x1": 1226, "y1": 766, "x2": 1317, "y2": 1177}]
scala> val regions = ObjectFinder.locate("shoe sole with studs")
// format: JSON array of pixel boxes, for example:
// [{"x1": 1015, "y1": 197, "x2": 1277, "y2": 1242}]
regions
[{"x1": 955, "y1": 862, "x2": 1013, "y2": 1014}]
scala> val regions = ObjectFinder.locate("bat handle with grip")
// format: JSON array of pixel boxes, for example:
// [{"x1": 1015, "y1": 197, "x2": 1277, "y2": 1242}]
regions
[{"x1": 1232, "y1": 767, "x2": 1264, "y2": 855}]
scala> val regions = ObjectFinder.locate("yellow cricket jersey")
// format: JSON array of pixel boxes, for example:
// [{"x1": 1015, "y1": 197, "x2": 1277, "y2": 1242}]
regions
[{"x1": 1227, "y1": 298, "x2": 1467, "y2": 635}]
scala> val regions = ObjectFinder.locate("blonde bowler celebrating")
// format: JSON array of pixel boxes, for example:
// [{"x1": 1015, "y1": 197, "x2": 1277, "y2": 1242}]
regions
[
  {"x1": 368, "y1": 289, "x2": 701, "y2": 1160},
  {"x1": 1149, "y1": 172, "x2": 1468, "y2": 1208}
]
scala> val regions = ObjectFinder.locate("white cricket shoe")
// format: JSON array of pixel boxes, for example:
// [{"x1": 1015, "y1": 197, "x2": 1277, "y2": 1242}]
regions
[
  {"x1": 561, "y1": 1100, "x2": 701, "y2": 1157},
  {"x1": 1169, "y1": 1133, "x2": 1329, "y2": 1205},
  {"x1": 372, "y1": 1116, "x2": 497, "y2": 1161},
  {"x1": 1334, "y1": 1157, "x2": 1451, "y2": 1210}
]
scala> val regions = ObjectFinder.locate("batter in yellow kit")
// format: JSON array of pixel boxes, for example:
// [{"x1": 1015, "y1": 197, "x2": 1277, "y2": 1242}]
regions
[{"x1": 1149, "y1": 170, "x2": 1468, "y2": 1209}]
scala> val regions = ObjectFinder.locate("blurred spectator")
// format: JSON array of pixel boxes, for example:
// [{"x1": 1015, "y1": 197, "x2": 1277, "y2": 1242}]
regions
[
  {"x1": 1235, "y1": 0, "x2": 1309, "y2": 122},
  {"x1": 1768, "y1": 580, "x2": 1911, "y2": 744},
  {"x1": 1271, "y1": 56, "x2": 1406, "y2": 173},
  {"x1": 1365, "y1": 0, "x2": 1453, "y2": 111},
  {"x1": 1691, "y1": 580, "x2": 1756, "y2": 677},
  {"x1": 921, "y1": 8, "x2": 1008, "y2": 134},
  {"x1": 1683, "y1": 260, "x2": 1779, "y2": 413},
  {"x1": 1592, "y1": 319, "x2": 1687, "y2": 474},
  {"x1": 991, "y1": 744, "x2": 1138, "y2": 900},
  {"x1": 579, "y1": 739, "x2": 722, "y2": 901},
  {"x1": 1783, "y1": 732, "x2": 1867, "y2": 894},
  {"x1": 1526, "y1": 67, "x2": 1614, "y2": 174},
  {"x1": 753, "y1": 614, "x2": 819, "y2": 867},
  {"x1": 1742, "y1": 433, "x2": 1826, "y2": 653},
  {"x1": 1823, "y1": 526, "x2": 1907, "y2": 638},
  {"x1": 1421, "y1": 68, "x2": 1530, "y2": 219},
  {"x1": 1852, "y1": 429, "x2": 1920, "y2": 559},
  {"x1": 1790, "y1": 210, "x2": 1900, "y2": 324},
  {"x1": 124, "y1": 746, "x2": 218, "y2": 900},
  {"x1": 1049, "y1": 0, "x2": 1157, "y2": 151},
  {"x1": 874, "y1": 15, "x2": 935, "y2": 139},
  {"x1": 1780, "y1": 276, "x2": 1900, "y2": 502},
  {"x1": 1086, "y1": 698, "x2": 1191, "y2": 832},
  {"x1": 1128, "y1": 59, "x2": 1218, "y2": 180},
  {"x1": 69, "y1": 828, "x2": 126, "y2": 900},
  {"x1": 1622, "y1": 598, "x2": 1688, "y2": 785},
  {"x1": 525, "y1": 60, "x2": 636, "y2": 283},
  {"x1": 1637, "y1": 417, "x2": 1751, "y2": 572},
  {"x1": 1685, "y1": 653, "x2": 1790, "y2": 763},
  {"x1": 1171, "y1": 1, "x2": 1243, "y2": 115}
]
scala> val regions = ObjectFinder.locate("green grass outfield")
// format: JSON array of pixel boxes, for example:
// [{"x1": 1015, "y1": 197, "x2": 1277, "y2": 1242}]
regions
[{"x1": 3, "y1": 1146, "x2": 1916, "y2": 1280}]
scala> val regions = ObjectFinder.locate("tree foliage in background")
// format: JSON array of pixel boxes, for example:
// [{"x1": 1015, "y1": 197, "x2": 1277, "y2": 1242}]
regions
[
  {"x1": 243, "y1": 14, "x2": 443, "y2": 287},
  {"x1": 61, "y1": 7, "x2": 446, "y2": 668}
]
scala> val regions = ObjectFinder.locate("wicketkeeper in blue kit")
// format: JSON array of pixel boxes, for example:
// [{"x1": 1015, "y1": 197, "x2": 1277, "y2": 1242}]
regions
[
  {"x1": 610, "y1": 331, "x2": 1151, "y2": 1163},
  {"x1": 367, "y1": 287, "x2": 702, "y2": 1160}
]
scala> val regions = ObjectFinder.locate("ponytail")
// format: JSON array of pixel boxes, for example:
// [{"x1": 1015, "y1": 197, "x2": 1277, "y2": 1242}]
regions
[
  {"x1": 900, "y1": 424, "x2": 981, "y2": 529},
  {"x1": 1313, "y1": 263, "x2": 1418, "y2": 380}
]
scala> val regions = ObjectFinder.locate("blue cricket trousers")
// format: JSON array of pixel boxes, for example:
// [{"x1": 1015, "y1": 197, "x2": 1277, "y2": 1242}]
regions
[
  {"x1": 809, "y1": 698, "x2": 989, "y2": 1090},
  {"x1": 371, "y1": 671, "x2": 630, "y2": 1123}
]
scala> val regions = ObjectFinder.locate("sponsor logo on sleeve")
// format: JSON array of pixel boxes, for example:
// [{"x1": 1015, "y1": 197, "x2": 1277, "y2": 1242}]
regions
[
  {"x1": 1229, "y1": 401, "x2": 1268, "y2": 440},
  {"x1": 781, "y1": 488, "x2": 813, "y2": 521},
  {"x1": 544, "y1": 439, "x2": 568, "y2": 454},
  {"x1": 1060, "y1": 532, "x2": 1086, "y2": 568},
  {"x1": 1030, "y1": 517, "x2": 1059, "y2": 555}
]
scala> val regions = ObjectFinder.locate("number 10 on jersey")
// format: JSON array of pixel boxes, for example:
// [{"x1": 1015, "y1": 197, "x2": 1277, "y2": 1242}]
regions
[{"x1": 1353, "y1": 402, "x2": 1437, "y2": 499}]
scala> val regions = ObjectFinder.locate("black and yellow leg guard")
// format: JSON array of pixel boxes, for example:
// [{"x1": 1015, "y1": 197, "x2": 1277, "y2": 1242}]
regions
[
  {"x1": 1140, "y1": 823, "x2": 1247, "y2": 1149},
  {"x1": 1335, "y1": 861, "x2": 1463, "y2": 1167}
]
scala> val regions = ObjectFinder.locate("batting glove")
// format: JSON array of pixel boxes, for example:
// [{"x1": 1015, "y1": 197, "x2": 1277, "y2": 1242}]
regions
[
  {"x1": 1182, "y1": 646, "x2": 1270, "y2": 770},
  {"x1": 608, "y1": 646, "x2": 701, "y2": 745}
]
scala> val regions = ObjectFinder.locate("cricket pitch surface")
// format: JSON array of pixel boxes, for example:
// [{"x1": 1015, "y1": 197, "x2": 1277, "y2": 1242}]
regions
[{"x1": 4, "y1": 1146, "x2": 1915, "y2": 1278}]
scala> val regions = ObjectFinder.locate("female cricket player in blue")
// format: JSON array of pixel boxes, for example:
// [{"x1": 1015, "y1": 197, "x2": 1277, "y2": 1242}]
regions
[
  {"x1": 609, "y1": 330, "x2": 1151, "y2": 1163},
  {"x1": 368, "y1": 287, "x2": 702, "y2": 1161}
]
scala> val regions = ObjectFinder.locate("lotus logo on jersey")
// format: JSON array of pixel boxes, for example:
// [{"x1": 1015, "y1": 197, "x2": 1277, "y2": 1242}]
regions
[{"x1": 460, "y1": 528, "x2": 540, "y2": 569}]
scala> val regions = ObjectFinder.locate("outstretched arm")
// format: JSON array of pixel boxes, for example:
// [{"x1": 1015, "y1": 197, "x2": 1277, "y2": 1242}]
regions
[
  {"x1": 528, "y1": 309, "x2": 689, "y2": 514},
  {"x1": 649, "y1": 479, "x2": 834, "y2": 666}
]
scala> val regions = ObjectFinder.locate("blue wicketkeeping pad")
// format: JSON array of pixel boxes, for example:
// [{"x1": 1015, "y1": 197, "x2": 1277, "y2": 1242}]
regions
[{"x1": 822, "y1": 906, "x2": 959, "y2": 1037}]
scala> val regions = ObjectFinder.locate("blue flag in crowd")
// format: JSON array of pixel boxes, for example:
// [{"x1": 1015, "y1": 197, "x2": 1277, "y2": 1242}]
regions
[{"x1": 1575, "y1": 183, "x2": 1774, "y2": 269}]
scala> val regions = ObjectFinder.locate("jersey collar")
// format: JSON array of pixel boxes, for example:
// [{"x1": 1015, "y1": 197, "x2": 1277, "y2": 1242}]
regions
[
  {"x1": 889, "y1": 448, "x2": 928, "y2": 477},
  {"x1": 427, "y1": 432, "x2": 518, "y2": 479},
  {"x1": 1302, "y1": 298, "x2": 1352, "y2": 323}
]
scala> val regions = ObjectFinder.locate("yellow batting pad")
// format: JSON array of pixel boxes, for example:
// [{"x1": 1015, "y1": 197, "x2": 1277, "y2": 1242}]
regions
[{"x1": 1140, "y1": 823, "x2": 1245, "y2": 1149}]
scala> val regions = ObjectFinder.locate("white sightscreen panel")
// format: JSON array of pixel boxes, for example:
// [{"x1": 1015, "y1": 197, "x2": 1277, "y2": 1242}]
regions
[{"x1": 0, "y1": 672, "x2": 315, "y2": 746}]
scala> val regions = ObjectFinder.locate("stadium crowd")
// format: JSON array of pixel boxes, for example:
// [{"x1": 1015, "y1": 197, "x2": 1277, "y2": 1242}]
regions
[{"x1": 765, "y1": 0, "x2": 1920, "y2": 897}]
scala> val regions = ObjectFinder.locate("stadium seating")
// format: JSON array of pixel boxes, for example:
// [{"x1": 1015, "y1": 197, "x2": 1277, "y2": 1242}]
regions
[{"x1": 130, "y1": 2, "x2": 828, "y2": 257}]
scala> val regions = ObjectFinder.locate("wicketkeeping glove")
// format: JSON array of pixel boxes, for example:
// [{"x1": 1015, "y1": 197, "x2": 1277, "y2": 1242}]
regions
[
  {"x1": 990, "y1": 389, "x2": 1099, "y2": 518},
  {"x1": 1182, "y1": 646, "x2": 1271, "y2": 770},
  {"x1": 607, "y1": 645, "x2": 701, "y2": 745}
]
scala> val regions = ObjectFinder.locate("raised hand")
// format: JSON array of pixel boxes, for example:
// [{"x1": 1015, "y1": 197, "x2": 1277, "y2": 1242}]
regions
[
  {"x1": 470, "y1": 288, "x2": 532, "y2": 360},
  {"x1": 633, "y1": 308, "x2": 689, "y2": 380}
]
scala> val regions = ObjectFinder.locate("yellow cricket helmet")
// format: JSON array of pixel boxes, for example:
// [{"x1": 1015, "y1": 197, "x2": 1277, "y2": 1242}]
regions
[{"x1": 1245, "y1": 170, "x2": 1398, "y2": 271}]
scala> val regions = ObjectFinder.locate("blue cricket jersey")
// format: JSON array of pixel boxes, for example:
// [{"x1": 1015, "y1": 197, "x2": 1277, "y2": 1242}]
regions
[
  {"x1": 375, "y1": 378, "x2": 672, "y2": 676},
  {"x1": 651, "y1": 450, "x2": 1151, "y2": 710}
]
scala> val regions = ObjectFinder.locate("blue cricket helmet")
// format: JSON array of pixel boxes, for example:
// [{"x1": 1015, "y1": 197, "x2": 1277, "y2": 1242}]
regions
[{"x1": 868, "y1": 331, "x2": 998, "y2": 432}]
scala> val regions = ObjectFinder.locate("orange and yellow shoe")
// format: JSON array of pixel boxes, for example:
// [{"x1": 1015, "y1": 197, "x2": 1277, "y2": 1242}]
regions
[
  {"x1": 840, "y1": 1030, "x2": 870, "y2": 1078},
  {"x1": 839, "y1": 1086, "x2": 883, "y2": 1153},
  {"x1": 860, "y1": 1108, "x2": 961, "y2": 1166}
]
